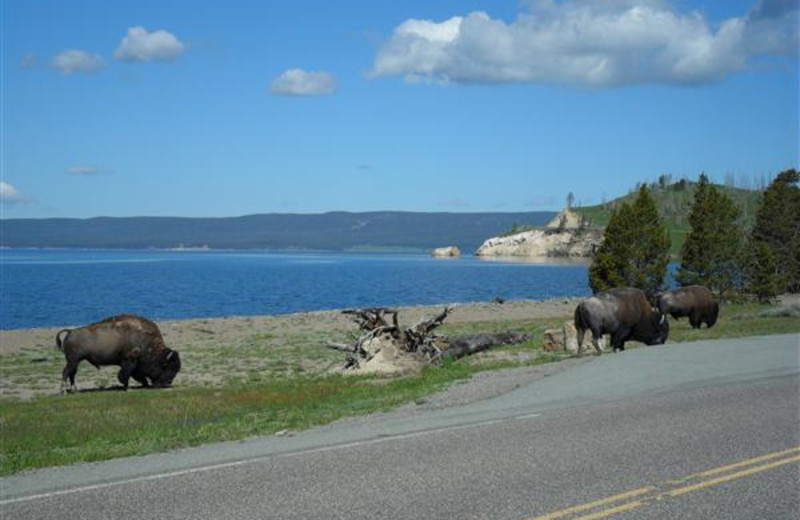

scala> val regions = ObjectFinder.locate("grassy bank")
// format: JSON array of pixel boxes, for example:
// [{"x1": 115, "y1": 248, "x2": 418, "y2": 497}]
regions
[{"x1": 1, "y1": 301, "x2": 798, "y2": 475}]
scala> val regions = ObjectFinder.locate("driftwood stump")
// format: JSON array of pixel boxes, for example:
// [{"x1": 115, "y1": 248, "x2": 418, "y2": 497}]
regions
[{"x1": 326, "y1": 307, "x2": 532, "y2": 372}]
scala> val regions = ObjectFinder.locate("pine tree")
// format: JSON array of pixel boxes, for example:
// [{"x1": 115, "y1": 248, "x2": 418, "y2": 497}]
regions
[
  {"x1": 677, "y1": 174, "x2": 744, "y2": 298},
  {"x1": 743, "y1": 240, "x2": 780, "y2": 302},
  {"x1": 589, "y1": 204, "x2": 634, "y2": 293},
  {"x1": 589, "y1": 185, "x2": 671, "y2": 297},
  {"x1": 750, "y1": 169, "x2": 800, "y2": 293}
]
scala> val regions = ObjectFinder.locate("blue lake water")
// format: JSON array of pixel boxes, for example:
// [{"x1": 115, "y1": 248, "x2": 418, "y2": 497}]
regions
[{"x1": 0, "y1": 249, "x2": 592, "y2": 330}]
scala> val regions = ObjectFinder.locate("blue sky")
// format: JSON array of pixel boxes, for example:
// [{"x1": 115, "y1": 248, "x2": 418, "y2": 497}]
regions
[{"x1": 2, "y1": 0, "x2": 797, "y2": 218}]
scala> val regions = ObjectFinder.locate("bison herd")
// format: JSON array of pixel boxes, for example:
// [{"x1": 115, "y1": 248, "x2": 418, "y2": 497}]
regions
[
  {"x1": 54, "y1": 285, "x2": 718, "y2": 393},
  {"x1": 574, "y1": 284, "x2": 718, "y2": 354}
]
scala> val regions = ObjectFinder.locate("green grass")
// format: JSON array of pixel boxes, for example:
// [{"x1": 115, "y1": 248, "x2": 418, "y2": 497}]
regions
[
  {"x1": 666, "y1": 302, "x2": 800, "y2": 343},
  {"x1": 0, "y1": 366, "x2": 476, "y2": 475},
  {"x1": 1, "y1": 301, "x2": 797, "y2": 475}
]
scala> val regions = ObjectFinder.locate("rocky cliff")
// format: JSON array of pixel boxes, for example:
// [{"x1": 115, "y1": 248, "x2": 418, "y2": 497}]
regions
[{"x1": 475, "y1": 210, "x2": 602, "y2": 259}]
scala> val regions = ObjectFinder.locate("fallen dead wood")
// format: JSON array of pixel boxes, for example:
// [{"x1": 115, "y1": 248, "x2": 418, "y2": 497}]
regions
[
  {"x1": 325, "y1": 307, "x2": 532, "y2": 373},
  {"x1": 440, "y1": 332, "x2": 533, "y2": 360}
]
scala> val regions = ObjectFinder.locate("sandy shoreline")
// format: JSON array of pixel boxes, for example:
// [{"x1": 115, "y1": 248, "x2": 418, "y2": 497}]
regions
[
  {"x1": 0, "y1": 297, "x2": 581, "y2": 399},
  {"x1": 0, "y1": 297, "x2": 581, "y2": 356},
  {"x1": 3, "y1": 295, "x2": 797, "y2": 401}
]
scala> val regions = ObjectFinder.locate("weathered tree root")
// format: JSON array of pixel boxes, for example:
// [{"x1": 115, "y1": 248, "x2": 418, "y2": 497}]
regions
[{"x1": 326, "y1": 307, "x2": 532, "y2": 370}]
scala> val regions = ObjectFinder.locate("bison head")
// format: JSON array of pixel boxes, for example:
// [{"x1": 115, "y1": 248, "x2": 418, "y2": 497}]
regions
[
  {"x1": 150, "y1": 348, "x2": 181, "y2": 387},
  {"x1": 648, "y1": 309, "x2": 670, "y2": 345},
  {"x1": 655, "y1": 292, "x2": 675, "y2": 315}
]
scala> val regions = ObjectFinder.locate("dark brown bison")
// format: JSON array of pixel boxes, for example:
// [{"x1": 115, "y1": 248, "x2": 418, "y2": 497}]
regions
[
  {"x1": 56, "y1": 314, "x2": 181, "y2": 393},
  {"x1": 574, "y1": 287, "x2": 669, "y2": 354},
  {"x1": 657, "y1": 285, "x2": 719, "y2": 329}
]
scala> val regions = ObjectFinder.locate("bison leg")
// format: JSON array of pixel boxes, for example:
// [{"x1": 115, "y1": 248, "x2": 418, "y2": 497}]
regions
[
  {"x1": 610, "y1": 328, "x2": 628, "y2": 352},
  {"x1": 689, "y1": 311, "x2": 702, "y2": 329},
  {"x1": 576, "y1": 327, "x2": 586, "y2": 355},
  {"x1": 131, "y1": 370, "x2": 150, "y2": 388},
  {"x1": 706, "y1": 303, "x2": 719, "y2": 329},
  {"x1": 61, "y1": 360, "x2": 79, "y2": 394},
  {"x1": 117, "y1": 361, "x2": 136, "y2": 390},
  {"x1": 591, "y1": 330, "x2": 603, "y2": 355}
]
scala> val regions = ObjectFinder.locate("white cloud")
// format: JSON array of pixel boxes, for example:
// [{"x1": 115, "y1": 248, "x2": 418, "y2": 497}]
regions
[
  {"x1": 0, "y1": 182, "x2": 29, "y2": 204},
  {"x1": 270, "y1": 69, "x2": 337, "y2": 96},
  {"x1": 370, "y1": 0, "x2": 798, "y2": 87},
  {"x1": 67, "y1": 165, "x2": 109, "y2": 175},
  {"x1": 51, "y1": 50, "x2": 106, "y2": 75},
  {"x1": 114, "y1": 26, "x2": 187, "y2": 62}
]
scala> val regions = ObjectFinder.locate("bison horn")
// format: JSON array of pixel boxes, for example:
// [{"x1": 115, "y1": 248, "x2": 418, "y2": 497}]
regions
[
  {"x1": 659, "y1": 314, "x2": 666, "y2": 325},
  {"x1": 166, "y1": 351, "x2": 174, "y2": 361}
]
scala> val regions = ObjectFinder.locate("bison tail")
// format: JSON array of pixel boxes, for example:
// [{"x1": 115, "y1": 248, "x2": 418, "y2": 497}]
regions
[
  {"x1": 55, "y1": 329, "x2": 71, "y2": 351},
  {"x1": 574, "y1": 303, "x2": 587, "y2": 332}
]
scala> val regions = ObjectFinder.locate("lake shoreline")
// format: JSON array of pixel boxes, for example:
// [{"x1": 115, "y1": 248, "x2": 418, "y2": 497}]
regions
[
  {"x1": 1, "y1": 249, "x2": 593, "y2": 330},
  {"x1": 0, "y1": 296, "x2": 583, "y2": 356}
]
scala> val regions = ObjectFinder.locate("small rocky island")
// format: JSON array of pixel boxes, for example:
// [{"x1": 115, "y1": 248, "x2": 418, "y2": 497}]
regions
[
  {"x1": 475, "y1": 209, "x2": 602, "y2": 259},
  {"x1": 431, "y1": 246, "x2": 461, "y2": 258}
]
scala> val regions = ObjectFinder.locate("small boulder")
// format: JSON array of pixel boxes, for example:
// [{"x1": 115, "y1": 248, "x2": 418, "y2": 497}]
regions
[
  {"x1": 564, "y1": 321, "x2": 607, "y2": 354},
  {"x1": 542, "y1": 328, "x2": 565, "y2": 352},
  {"x1": 431, "y1": 246, "x2": 461, "y2": 258}
]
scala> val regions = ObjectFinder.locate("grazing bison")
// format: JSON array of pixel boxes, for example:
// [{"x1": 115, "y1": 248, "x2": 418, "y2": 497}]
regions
[
  {"x1": 574, "y1": 287, "x2": 669, "y2": 354},
  {"x1": 56, "y1": 314, "x2": 181, "y2": 393},
  {"x1": 657, "y1": 285, "x2": 719, "y2": 329}
]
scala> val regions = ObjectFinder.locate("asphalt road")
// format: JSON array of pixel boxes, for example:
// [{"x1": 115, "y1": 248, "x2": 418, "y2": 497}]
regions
[{"x1": 3, "y1": 334, "x2": 799, "y2": 520}]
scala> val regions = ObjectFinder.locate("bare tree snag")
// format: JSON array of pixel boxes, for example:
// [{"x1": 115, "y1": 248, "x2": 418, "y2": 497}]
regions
[
  {"x1": 342, "y1": 308, "x2": 400, "y2": 336},
  {"x1": 325, "y1": 307, "x2": 532, "y2": 373}
]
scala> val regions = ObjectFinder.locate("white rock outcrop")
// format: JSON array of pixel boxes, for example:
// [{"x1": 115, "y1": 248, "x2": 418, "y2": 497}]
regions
[
  {"x1": 545, "y1": 209, "x2": 583, "y2": 230},
  {"x1": 475, "y1": 209, "x2": 600, "y2": 259},
  {"x1": 475, "y1": 228, "x2": 601, "y2": 258}
]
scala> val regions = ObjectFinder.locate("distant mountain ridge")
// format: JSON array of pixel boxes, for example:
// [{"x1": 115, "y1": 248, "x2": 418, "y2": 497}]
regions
[{"x1": 0, "y1": 211, "x2": 556, "y2": 252}]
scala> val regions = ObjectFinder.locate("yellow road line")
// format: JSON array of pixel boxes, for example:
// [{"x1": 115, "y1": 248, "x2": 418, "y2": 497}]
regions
[
  {"x1": 669, "y1": 446, "x2": 800, "y2": 484},
  {"x1": 525, "y1": 488, "x2": 653, "y2": 520},
  {"x1": 668, "y1": 454, "x2": 800, "y2": 497},
  {"x1": 524, "y1": 447, "x2": 800, "y2": 520},
  {"x1": 569, "y1": 500, "x2": 644, "y2": 520}
]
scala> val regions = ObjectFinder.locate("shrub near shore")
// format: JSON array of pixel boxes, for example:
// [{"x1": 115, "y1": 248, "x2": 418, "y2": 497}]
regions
[{"x1": 1, "y1": 300, "x2": 799, "y2": 475}]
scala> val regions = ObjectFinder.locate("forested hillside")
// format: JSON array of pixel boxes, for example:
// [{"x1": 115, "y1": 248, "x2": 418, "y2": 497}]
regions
[
  {"x1": 575, "y1": 179, "x2": 762, "y2": 254},
  {"x1": 1, "y1": 211, "x2": 556, "y2": 252}
]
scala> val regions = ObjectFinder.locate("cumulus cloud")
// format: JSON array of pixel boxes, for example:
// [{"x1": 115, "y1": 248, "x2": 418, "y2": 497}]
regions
[
  {"x1": 67, "y1": 165, "x2": 110, "y2": 175},
  {"x1": 51, "y1": 50, "x2": 106, "y2": 75},
  {"x1": 270, "y1": 69, "x2": 337, "y2": 96},
  {"x1": 370, "y1": 0, "x2": 799, "y2": 87},
  {"x1": 114, "y1": 26, "x2": 187, "y2": 62},
  {"x1": 0, "y1": 182, "x2": 29, "y2": 204}
]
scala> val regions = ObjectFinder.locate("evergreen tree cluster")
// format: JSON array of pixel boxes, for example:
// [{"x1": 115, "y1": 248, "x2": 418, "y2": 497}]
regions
[
  {"x1": 588, "y1": 169, "x2": 799, "y2": 302},
  {"x1": 589, "y1": 185, "x2": 670, "y2": 297},
  {"x1": 676, "y1": 174, "x2": 744, "y2": 298},
  {"x1": 746, "y1": 169, "x2": 800, "y2": 298}
]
